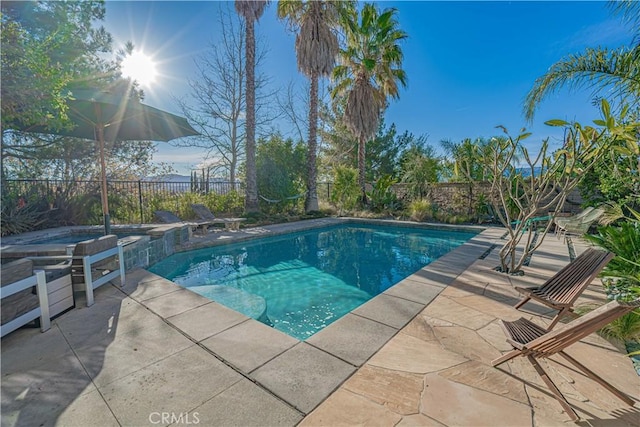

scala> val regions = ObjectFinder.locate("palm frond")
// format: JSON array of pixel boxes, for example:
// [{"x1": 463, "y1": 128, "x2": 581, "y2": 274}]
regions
[
  {"x1": 524, "y1": 46, "x2": 640, "y2": 121},
  {"x1": 608, "y1": 0, "x2": 640, "y2": 44},
  {"x1": 235, "y1": 0, "x2": 269, "y2": 21}
]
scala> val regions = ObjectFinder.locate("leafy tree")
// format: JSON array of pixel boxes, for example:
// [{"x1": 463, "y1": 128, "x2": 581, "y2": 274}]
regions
[
  {"x1": 277, "y1": 0, "x2": 355, "y2": 213},
  {"x1": 400, "y1": 142, "x2": 442, "y2": 199},
  {"x1": 331, "y1": 165, "x2": 359, "y2": 214},
  {"x1": 1, "y1": 0, "x2": 112, "y2": 130},
  {"x1": 524, "y1": 1, "x2": 640, "y2": 120},
  {"x1": 332, "y1": 3, "x2": 407, "y2": 204},
  {"x1": 365, "y1": 121, "x2": 406, "y2": 181},
  {"x1": 317, "y1": 94, "x2": 356, "y2": 179},
  {"x1": 442, "y1": 138, "x2": 488, "y2": 182},
  {"x1": 1, "y1": 0, "x2": 114, "y2": 181},
  {"x1": 579, "y1": 103, "x2": 640, "y2": 229},
  {"x1": 256, "y1": 134, "x2": 306, "y2": 213},
  {"x1": 321, "y1": 110, "x2": 416, "y2": 183},
  {"x1": 3, "y1": 131, "x2": 161, "y2": 181},
  {"x1": 235, "y1": 0, "x2": 270, "y2": 213},
  {"x1": 579, "y1": 144, "x2": 639, "y2": 210}
]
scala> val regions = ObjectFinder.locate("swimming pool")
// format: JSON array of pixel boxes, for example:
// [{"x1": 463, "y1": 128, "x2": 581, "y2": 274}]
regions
[{"x1": 149, "y1": 224, "x2": 477, "y2": 339}]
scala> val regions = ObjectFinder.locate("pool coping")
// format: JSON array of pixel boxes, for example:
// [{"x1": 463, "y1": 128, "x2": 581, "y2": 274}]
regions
[{"x1": 121, "y1": 218, "x2": 495, "y2": 415}]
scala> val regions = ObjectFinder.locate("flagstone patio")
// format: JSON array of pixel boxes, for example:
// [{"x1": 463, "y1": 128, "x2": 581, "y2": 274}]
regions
[
  {"x1": 1, "y1": 220, "x2": 638, "y2": 426},
  {"x1": 301, "y1": 233, "x2": 640, "y2": 427}
]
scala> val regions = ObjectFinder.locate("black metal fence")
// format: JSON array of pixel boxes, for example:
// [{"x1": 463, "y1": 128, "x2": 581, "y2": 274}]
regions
[
  {"x1": 2, "y1": 178, "x2": 244, "y2": 224},
  {"x1": 2, "y1": 178, "x2": 584, "y2": 226},
  {"x1": 4, "y1": 178, "x2": 243, "y2": 197}
]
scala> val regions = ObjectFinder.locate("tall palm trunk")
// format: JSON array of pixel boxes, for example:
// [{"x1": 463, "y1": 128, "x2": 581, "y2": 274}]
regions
[
  {"x1": 244, "y1": 19, "x2": 259, "y2": 212},
  {"x1": 306, "y1": 71, "x2": 319, "y2": 212},
  {"x1": 358, "y1": 135, "x2": 367, "y2": 205}
]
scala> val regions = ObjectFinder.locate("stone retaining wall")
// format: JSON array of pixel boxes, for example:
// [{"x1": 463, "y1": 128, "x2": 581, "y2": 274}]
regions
[
  {"x1": 122, "y1": 225, "x2": 190, "y2": 271},
  {"x1": 392, "y1": 182, "x2": 584, "y2": 215}
]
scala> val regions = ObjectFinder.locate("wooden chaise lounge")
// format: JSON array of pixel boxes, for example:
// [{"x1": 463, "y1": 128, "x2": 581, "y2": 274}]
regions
[
  {"x1": 492, "y1": 298, "x2": 640, "y2": 421},
  {"x1": 191, "y1": 204, "x2": 245, "y2": 231},
  {"x1": 154, "y1": 210, "x2": 213, "y2": 234},
  {"x1": 514, "y1": 247, "x2": 614, "y2": 330}
]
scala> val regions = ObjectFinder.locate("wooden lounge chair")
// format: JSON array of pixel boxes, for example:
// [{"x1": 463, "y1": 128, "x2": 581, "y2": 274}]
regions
[
  {"x1": 492, "y1": 298, "x2": 640, "y2": 421},
  {"x1": 1, "y1": 259, "x2": 51, "y2": 337},
  {"x1": 514, "y1": 248, "x2": 614, "y2": 330},
  {"x1": 154, "y1": 210, "x2": 212, "y2": 234},
  {"x1": 191, "y1": 204, "x2": 245, "y2": 231}
]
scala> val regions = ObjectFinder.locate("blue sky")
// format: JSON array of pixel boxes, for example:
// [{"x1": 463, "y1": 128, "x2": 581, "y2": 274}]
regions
[{"x1": 103, "y1": 1, "x2": 634, "y2": 175}]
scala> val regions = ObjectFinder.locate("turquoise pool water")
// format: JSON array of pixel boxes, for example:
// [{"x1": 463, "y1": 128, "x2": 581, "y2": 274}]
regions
[{"x1": 149, "y1": 224, "x2": 477, "y2": 339}]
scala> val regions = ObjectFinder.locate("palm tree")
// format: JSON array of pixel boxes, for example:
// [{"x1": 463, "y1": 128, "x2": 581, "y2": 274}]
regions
[
  {"x1": 235, "y1": 0, "x2": 269, "y2": 213},
  {"x1": 524, "y1": 1, "x2": 640, "y2": 121},
  {"x1": 332, "y1": 3, "x2": 407, "y2": 204},
  {"x1": 277, "y1": 0, "x2": 355, "y2": 213}
]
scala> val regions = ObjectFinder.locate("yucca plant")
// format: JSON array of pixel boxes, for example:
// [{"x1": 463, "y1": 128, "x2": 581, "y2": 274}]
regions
[
  {"x1": 368, "y1": 175, "x2": 399, "y2": 214},
  {"x1": 1, "y1": 203, "x2": 45, "y2": 236}
]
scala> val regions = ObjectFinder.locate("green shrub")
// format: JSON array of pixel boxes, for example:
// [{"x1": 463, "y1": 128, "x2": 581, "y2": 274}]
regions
[
  {"x1": 576, "y1": 304, "x2": 640, "y2": 343},
  {"x1": 584, "y1": 220, "x2": 640, "y2": 300},
  {"x1": 474, "y1": 192, "x2": 493, "y2": 223},
  {"x1": 599, "y1": 310, "x2": 640, "y2": 342},
  {"x1": 445, "y1": 214, "x2": 472, "y2": 225},
  {"x1": 582, "y1": 219, "x2": 640, "y2": 343},
  {"x1": 109, "y1": 190, "x2": 141, "y2": 224},
  {"x1": 142, "y1": 190, "x2": 245, "y2": 222},
  {"x1": 202, "y1": 191, "x2": 244, "y2": 216},
  {"x1": 368, "y1": 175, "x2": 400, "y2": 214},
  {"x1": 256, "y1": 135, "x2": 306, "y2": 215},
  {"x1": 64, "y1": 193, "x2": 102, "y2": 225},
  {"x1": 408, "y1": 199, "x2": 434, "y2": 222},
  {"x1": 331, "y1": 166, "x2": 360, "y2": 214}
]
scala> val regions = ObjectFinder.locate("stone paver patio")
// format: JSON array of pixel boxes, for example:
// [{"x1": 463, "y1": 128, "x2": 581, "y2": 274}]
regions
[{"x1": 1, "y1": 219, "x2": 639, "y2": 426}]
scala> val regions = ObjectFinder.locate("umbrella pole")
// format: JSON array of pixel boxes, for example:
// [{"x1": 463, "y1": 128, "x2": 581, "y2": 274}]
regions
[{"x1": 96, "y1": 124, "x2": 111, "y2": 235}]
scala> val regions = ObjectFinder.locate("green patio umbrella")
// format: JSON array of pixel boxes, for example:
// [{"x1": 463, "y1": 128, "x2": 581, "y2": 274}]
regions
[{"x1": 13, "y1": 88, "x2": 199, "y2": 234}]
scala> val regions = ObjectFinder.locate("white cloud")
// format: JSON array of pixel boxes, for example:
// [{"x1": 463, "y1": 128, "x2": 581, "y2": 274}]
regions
[
  {"x1": 562, "y1": 18, "x2": 634, "y2": 50},
  {"x1": 151, "y1": 149, "x2": 205, "y2": 174},
  {"x1": 194, "y1": 157, "x2": 225, "y2": 170},
  {"x1": 152, "y1": 151, "x2": 203, "y2": 164}
]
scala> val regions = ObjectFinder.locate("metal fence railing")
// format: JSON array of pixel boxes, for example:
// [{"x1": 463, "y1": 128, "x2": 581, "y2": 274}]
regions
[
  {"x1": 4, "y1": 178, "x2": 243, "y2": 197},
  {"x1": 2, "y1": 178, "x2": 584, "y2": 225},
  {"x1": 2, "y1": 178, "x2": 245, "y2": 224}
]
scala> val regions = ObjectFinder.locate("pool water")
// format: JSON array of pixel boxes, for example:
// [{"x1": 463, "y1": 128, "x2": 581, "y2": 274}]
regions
[{"x1": 149, "y1": 224, "x2": 477, "y2": 339}]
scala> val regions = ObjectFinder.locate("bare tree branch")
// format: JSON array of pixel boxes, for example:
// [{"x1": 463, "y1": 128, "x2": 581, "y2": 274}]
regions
[{"x1": 171, "y1": 3, "x2": 276, "y2": 182}]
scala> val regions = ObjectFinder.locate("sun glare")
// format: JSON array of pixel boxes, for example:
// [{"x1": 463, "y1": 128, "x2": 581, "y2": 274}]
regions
[{"x1": 121, "y1": 50, "x2": 158, "y2": 87}]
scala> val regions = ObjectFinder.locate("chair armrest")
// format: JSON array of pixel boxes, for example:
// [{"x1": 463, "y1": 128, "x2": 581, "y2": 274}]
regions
[{"x1": 27, "y1": 255, "x2": 72, "y2": 267}]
